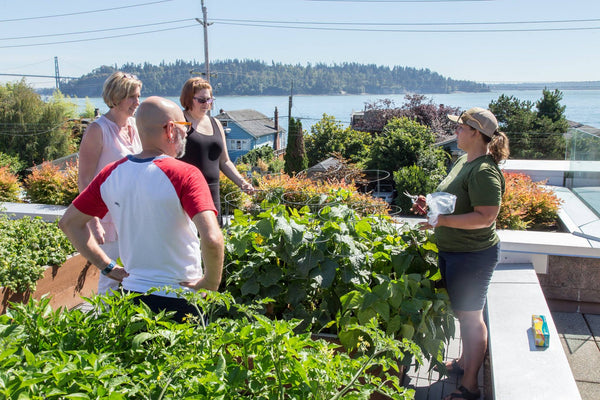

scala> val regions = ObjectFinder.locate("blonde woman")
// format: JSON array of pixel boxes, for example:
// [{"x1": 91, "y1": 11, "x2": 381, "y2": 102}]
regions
[{"x1": 78, "y1": 71, "x2": 142, "y2": 295}]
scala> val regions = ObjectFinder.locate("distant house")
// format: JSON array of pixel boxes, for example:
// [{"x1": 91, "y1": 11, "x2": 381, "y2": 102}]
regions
[
  {"x1": 435, "y1": 136, "x2": 463, "y2": 163},
  {"x1": 214, "y1": 108, "x2": 286, "y2": 162}
]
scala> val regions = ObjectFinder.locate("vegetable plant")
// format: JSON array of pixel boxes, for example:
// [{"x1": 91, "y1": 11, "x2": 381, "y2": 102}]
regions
[
  {"x1": 225, "y1": 202, "x2": 454, "y2": 370},
  {"x1": 0, "y1": 214, "x2": 75, "y2": 292},
  {"x1": 0, "y1": 291, "x2": 418, "y2": 399}
]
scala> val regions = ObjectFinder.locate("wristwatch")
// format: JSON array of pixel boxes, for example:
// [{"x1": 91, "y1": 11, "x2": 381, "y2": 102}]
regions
[{"x1": 101, "y1": 260, "x2": 117, "y2": 276}]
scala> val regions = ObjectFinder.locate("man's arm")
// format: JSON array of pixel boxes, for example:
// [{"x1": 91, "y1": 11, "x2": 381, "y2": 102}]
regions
[
  {"x1": 58, "y1": 205, "x2": 128, "y2": 281},
  {"x1": 180, "y1": 210, "x2": 224, "y2": 291}
]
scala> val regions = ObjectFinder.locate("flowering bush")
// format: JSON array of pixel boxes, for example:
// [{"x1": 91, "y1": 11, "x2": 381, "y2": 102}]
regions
[
  {"x1": 253, "y1": 173, "x2": 390, "y2": 216},
  {"x1": 24, "y1": 161, "x2": 79, "y2": 206},
  {"x1": 497, "y1": 172, "x2": 562, "y2": 230},
  {"x1": 0, "y1": 166, "x2": 22, "y2": 202}
]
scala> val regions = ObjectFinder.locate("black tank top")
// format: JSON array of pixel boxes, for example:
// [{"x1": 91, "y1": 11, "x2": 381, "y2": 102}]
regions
[{"x1": 179, "y1": 116, "x2": 224, "y2": 214}]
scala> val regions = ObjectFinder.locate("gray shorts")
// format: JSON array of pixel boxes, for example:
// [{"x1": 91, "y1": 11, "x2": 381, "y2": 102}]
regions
[{"x1": 438, "y1": 244, "x2": 500, "y2": 312}]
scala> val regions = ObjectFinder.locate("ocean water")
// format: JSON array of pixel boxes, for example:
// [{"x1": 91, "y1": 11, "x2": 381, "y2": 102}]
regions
[{"x1": 70, "y1": 89, "x2": 600, "y2": 129}]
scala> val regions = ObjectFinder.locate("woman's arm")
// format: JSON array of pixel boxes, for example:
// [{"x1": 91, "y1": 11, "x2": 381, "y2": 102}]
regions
[
  {"x1": 431, "y1": 205, "x2": 500, "y2": 230},
  {"x1": 215, "y1": 119, "x2": 254, "y2": 191},
  {"x1": 78, "y1": 122, "x2": 104, "y2": 191},
  {"x1": 77, "y1": 122, "x2": 106, "y2": 243}
]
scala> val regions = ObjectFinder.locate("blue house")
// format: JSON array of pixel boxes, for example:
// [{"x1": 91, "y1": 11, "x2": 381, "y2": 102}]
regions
[{"x1": 214, "y1": 109, "x2": 286, "y2": 162}]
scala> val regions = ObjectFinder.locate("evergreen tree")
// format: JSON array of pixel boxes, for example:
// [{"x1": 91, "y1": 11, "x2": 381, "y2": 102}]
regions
[
  {"x1": 284, "y1": 117, "x2": 308, "y2": 175},
  {"x1": 489, "y1": 89, "x2": 568, "y2": 159}
]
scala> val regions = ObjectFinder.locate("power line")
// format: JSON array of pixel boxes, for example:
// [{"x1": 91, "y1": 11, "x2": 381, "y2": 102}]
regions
[
  {"x1": 0, "y1": 19, "x2": 193, "y2": 41},
  {"x1": 307, "y1": 0, "x2": 492, "y2": 2},
  {"x1": 211, "y1": 17, "x2": 600, "y2": 27},
  {"x1": 0, "y1": 24, "x2": 197, "y2": 49},
  {"x1": 0, "y1": 0, "x2": 173, "y2": 23},
  {"x1": 214, "y1": 21, "x2": 600, "y2": 33}
]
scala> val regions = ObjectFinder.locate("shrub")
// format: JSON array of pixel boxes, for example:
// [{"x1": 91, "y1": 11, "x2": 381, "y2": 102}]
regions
[
  {"x1": 497, "y1": 172, "x2": 562, "y2": 230},
  {"x1": 0, "y1": 214, "x2": 75, "y2": 292},
  {"x1": 0, "y1": 166, "x2": 22, "y2": 202},
  {"x1": 0, "y1": 152, "x2": 25, "y2": 174},
  {"x1": 393, "y1": 165, "x2": 445, "y2": 214},
  {"x1": 24, "y1": 161, "x2": 79, "y2": 205},
  {"x1": 254, "y1": 173, "x2": 390, "y2": 216}
]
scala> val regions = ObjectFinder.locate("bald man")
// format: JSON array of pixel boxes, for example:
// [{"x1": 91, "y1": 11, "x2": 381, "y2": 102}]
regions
[{"x1": 60, "y1": 96, "x2": 223, "y2": 321}]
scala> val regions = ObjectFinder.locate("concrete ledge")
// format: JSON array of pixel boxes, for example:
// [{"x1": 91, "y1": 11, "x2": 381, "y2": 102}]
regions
[
  {"x1": 486, "y1": 263, "x2": 581, "y2": 400},
  {"x1": 0, "y1": 202, "x2": 66, "y2": 222},
  {"x1": 498, "y1": 230, "x2": 599, "y2": 266}
]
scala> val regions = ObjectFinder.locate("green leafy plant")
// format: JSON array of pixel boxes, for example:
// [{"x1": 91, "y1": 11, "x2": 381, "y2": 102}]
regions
[
  {"x1": 0, "y1": 291, "x2": 417, "y2": 399},
  {"x1": 393, "y1": 164, "x2": 445, "y2": 214},
  {"x1": 225, "y1": 202, "x2": 453, "y2": 370},
  {"x1": 0, "y1": 152, "x2": 25, "y2": 175},
  {"x1": 0, "y1": 215, "x2": 75, "y2": 292}
]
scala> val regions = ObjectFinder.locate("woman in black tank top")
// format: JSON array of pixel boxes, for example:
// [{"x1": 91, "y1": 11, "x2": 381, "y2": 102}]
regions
[{"x1": 178, "y1": 78, "x2": 254, "y2": 223}]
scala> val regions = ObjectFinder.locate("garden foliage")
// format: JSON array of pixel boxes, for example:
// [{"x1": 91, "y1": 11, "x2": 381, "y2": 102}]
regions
[
  {"x1": 0, "y1": 152, "x2": 25, "y2": 175},
  {"x1": 0, "y1": 292, "x2": 417, "y2": 399},
  {"x1": 496, "y1": 172, "x2": 562, "y2": 230},
  {"x1": 0, "y1": 215, "x2": 75, "y2": 292},
  {"x1": 24, "y1": 161, "x2": 79, "y2": 206},
  {"x1": 0, "y1": 166, "x2": 22, "y2": 202},
  {"x1": 225, "y1": 202, "x2": 454, "y2": 370}
]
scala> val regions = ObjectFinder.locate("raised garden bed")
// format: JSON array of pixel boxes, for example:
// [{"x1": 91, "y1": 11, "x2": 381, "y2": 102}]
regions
[{"x1": 0, "y1": 253, "x2": 98, "y2": 314}]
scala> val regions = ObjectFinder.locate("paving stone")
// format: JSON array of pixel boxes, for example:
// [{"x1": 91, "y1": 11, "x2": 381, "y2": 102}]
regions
[
  {"x1": 585, "y1": 314, "x2": 600, "y2": 340},
  {"x1": 560, "y1": 337, "x2": 600, "y2": 383},
  {"x1": 552, "y1": 311, "x2": 592, "y2": 340},
  {"x1": 576, "y1": 381, "x2": 600, "y2": 400}
]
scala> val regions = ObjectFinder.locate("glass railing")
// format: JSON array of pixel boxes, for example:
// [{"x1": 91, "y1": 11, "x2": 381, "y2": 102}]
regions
[{"x1": 565, "y1": 127, "x2": 600, "y2": 217}]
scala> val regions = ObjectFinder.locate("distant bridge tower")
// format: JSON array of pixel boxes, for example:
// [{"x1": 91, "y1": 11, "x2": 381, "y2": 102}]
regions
[{"x1": 54, "y1": 56, "x2": 60, "y2": 90}]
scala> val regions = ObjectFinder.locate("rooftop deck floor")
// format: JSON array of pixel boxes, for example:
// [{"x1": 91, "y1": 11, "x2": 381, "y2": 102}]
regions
[{"x1": 402, "y1": 312, "x2": 600, "y2": 400}]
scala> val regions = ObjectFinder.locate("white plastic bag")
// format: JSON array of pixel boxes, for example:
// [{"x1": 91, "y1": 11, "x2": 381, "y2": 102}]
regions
[{"x1": 425, "y1": 192, "x2": 457, "y2": 227}]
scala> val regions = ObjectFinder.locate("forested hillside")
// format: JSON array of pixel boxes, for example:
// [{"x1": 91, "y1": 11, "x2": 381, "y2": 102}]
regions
[{"x1": 58, "y1": 59, "x2": 489, "y2": 97}]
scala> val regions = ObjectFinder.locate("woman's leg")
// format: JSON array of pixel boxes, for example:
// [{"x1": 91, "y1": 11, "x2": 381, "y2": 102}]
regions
[{"x1": 454, "y1": 309, "x2": 487, "y2": 394}]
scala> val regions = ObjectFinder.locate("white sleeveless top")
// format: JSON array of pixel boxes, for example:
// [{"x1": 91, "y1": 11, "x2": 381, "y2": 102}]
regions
[{"x1": 93, "y1": 115, "x2": 142, "y2": 241}]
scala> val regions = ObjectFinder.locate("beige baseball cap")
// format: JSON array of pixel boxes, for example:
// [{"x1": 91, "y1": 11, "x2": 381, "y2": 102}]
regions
[{"x1": 448, "y1": 107, "x2": 499, "y2": 138}]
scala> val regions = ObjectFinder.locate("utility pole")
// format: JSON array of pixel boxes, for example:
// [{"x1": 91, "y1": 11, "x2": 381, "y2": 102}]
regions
[
  {"x1": 54, "y1": 56, "x2": 60, "y2": 91},
  {"x1": 288, "y1": 80, "x2": 293, "y2": 122},
  {"x1": 196, "y1": 0, "x2": 211, "y2": 85}
]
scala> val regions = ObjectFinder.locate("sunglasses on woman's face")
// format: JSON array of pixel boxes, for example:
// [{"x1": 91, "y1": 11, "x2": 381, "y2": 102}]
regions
[{"x1": 193, "y1": 97, "x2": 214, "y2": 104}]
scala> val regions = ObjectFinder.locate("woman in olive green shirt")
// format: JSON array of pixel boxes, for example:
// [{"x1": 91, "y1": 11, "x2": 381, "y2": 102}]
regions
[{"x1": 415, "y1": 107, "x2": 509, "y2": 400}]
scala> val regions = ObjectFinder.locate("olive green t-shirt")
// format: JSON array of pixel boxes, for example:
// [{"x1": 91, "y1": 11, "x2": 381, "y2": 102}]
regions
[{"x1": 434, "y1": 154, "x2": 505, "y2": 252}]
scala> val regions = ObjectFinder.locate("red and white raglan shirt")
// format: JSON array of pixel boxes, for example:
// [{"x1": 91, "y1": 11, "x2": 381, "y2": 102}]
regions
[{"x1": 73, "y1": 155, "x2": 216, "y2": 297}]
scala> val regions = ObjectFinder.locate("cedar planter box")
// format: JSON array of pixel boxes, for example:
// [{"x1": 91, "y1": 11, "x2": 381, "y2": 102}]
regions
[{"x1": 0, "y1": 254, "x2": 99, "y2": 314}]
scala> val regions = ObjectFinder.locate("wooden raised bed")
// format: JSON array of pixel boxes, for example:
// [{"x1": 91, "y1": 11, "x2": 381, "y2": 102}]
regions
[{"x1": 0, "y1": 254, "x2": 99, "y2": 314}]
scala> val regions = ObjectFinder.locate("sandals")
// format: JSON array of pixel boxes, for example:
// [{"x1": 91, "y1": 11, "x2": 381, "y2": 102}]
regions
[
  {"x1": 435, "y1": 358, "x2": 465, "y2": 375},
  {"x1": 445, "y1": 385, "x2": 481, "y2": 400}
]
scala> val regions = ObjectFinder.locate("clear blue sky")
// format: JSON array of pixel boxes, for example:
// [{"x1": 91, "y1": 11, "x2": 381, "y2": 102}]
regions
[{"x1": 1, "y1": 0, "x2": 599, "y2": 89}]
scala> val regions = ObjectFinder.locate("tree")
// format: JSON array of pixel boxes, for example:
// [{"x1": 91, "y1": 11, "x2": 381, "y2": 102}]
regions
[
  {"x1": 284, "y1": 117, "x2": 308, "y2": 175},
  {"x1": 366, "y1": 117, "x2": 446, "y2": 174},
  {"x1": 365, "y1": 117, "x2": 447, "y2": 213},
  {"x1": 305, "y1": 114, "x2": 372, "y2": 167},
  {"x1": 353, "y1": 95, "x2": 460, "y2": 139},
  {"x1": 489, "y1": 89, "x2": 568, "y2": 159},
  {"x1": 0, "y1": 81, "x2": 77, "y2": 168}
]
